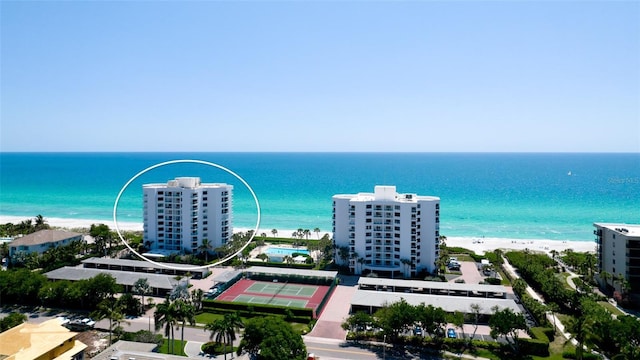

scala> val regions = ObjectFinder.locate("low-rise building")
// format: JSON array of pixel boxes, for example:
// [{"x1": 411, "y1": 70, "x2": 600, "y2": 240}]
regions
[
  {"x1": 0, "y1": 318, "x2": 87, "y2": 360},
  {"x1": 9, "y1": 229, "x2": 82, "y2": 260}
]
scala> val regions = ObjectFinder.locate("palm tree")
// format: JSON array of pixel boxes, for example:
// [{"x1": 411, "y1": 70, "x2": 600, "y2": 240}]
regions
[
  {"x1": 283, "y1": 255, "x2": 294, "y2": 266},
  {"x1": 155, "y1": 299, "x2": 179, "y2": 354},
  {"x1": 599, "y1": 270, "x2": 611, "y2": 289},
  {"x1": 400, "y1": 258, "x2": 412, "y2": 278},
  {"x1": 174, "y1": 299, "x2": 196, "y2": 348},
  {"x1": 357, "y1": 257, "x2": 365, "y2": 274},
  {"x1": 303, "y1": 229, "x2": 311, "y2": 240},
  {"x1": 205, "y1": 312, "x2": 244, "y2": 360},
  {"x1": 256, "y1": 253, "x2": 269, "y2": 263},
  {"x1": 271, "y1": 229, "x2": 278, "y2": 238},
  {"x1": 34, "y1": 214, "x2": 48, "y2": 230},
  {"x1": 92, "y1": 299, "x2": 125, "y2": 346},
  {"x1": 314, "y1": 228, "x2": 321, "y2": 239},
  {"x1": 133, "y1": 278, "x2": 152, "y2": 314},
  {"x1": 198, "y1": 238, "x2": 213, "y2": 263},
  {"x1": 191, "y1": 288, "x2": 204, "y2": 311}
]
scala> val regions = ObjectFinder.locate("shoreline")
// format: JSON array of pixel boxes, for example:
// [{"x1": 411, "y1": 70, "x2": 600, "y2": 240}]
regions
[{"x1": 0, "y1": 215, "x2": 597, "y2": 255}]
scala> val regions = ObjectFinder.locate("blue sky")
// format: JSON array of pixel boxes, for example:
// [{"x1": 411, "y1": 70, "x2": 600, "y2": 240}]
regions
[{"x1": 1, "y1": 1, "x2": 638, "y2": 152}]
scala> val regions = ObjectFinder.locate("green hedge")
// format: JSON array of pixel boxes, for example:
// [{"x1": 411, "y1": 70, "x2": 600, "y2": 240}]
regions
[
  {"x1": 562, "y1": 351, "x2": 602, "y2": 359},
  {"x1": 518, "y1": 338, "x2": 549, "y2": 356},
  {"x1": 245, "y1": 261, "x2": 315, "y2": 270},
  {"x1": 530, "y1": 327, "x2": 554, "y2": 342}
]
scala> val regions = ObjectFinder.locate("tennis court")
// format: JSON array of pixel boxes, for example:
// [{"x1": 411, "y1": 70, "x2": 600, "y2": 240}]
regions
[
  {"x1": 233, "y1": 294, "x2": 309, "y2": 308},
  {"x1": 245, "y1": 281, "x2": 318, "y2": 297}
]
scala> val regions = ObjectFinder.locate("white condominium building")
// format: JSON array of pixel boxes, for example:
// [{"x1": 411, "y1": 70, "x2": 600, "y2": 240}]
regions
[
  {"x1": 143, "y1": 177, "x2": 232, "y2": 253},
  {"x1": 333, "y1": 185, "x2": 441, "y2": 278},
  {"x1": 594, "y1": 223, "x2": 640, "y2": 295}
]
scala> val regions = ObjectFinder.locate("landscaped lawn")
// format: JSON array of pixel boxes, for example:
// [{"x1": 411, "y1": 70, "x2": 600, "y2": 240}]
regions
[
  {"x1": 598, "y1": 301, "x2": 625, "y2": 316},
  {"x1": 158, "y1": 338, "x2": 187, "y2": 356}
]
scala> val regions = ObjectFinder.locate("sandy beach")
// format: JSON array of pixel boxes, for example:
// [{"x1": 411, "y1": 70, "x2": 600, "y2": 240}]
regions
[{"x1": 0, "y1": 215, "x2": 597, "y2": 255}]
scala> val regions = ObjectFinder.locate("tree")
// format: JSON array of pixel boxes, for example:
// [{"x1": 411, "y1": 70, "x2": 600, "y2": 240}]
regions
[
  {"x1": 198, "y1": 238, "x2": 213, "y2": 263},
  {"x1": 314, "y1": 228, "x2": 320, "y2": 239},
  {"x1": 133, "y1": 278, "x2": 152, "y2": 314},
  {"x1": 155, "y1": 299, "x2": 179, "y2": 354},
  {"x1": 170, "y1": 281, "x2": 190, "y2": 301},
  {"x1": 468, "y1": 304, "x2": 482, "y2": 341},
  {"x1": 416, "y1": 303, "x2": 447, "y2": 338},
  {"x1": 90, "y1": 223, "x2": 112, "y2": 256},
  {"x1": 0, "y1": 312, "x2": 27, "y2": 331},
  {"x1": 256, "y1": 253, "x2": 269, "y2": 263},
  {"x1": 271, "y1": 229, "x2": 278, "y2": 237},
  {"x1": 303, "y1": 229, "x2": 311, "y2": 240},
  {"x1": 34, "y1": 214, "x2": 49, "y2": 231},
  {"x1": 174, "y1": 299, "x2": 196, "y2": 349},
  {"x1": 599, "y1": 270, "x2": 611, "y2": 290},
  {"x1": 191, "y1": 288, "x2": 204, "y2": 311},
  {"x1": 93, "y1": 298, "x2": 126, "y2": 346},
  {"x1": 238, "y1": 316, "x2": 306, "y2": 360},
  {"x1": 400, "y1": 258, "x2": 412, "y2": 278},
  {"x1": 448, "y1": 311, "x2": 466, "y2": 341},
  {"x1": 374, "y1": 298, "x2": 416, "y2": 340},
  {"x1": 341, "y1": 311, "x2": 374, "y2": 333},
  {"x1": 489, "y1": 307, "x2": 527, "y2": 353},
  {"x1": 206, "y1": 312, "x2": 244, "y2": 360}
]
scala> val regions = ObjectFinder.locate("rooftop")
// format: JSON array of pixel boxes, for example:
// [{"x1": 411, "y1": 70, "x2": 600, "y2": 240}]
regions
[
  {"x1": 594, "y1": 223, "x2": 640, "y2": 237},
  {"x1": 351, "y1": 289, "x2": 521, "y2": 315},
  {"x1": 9, "y1": 229, "x2": 82, "y2": 247},
  {"x1": 45, "y1": 267, "x2": 179, "y2": 290},
  {"x1": 358, "y1": 277, "x2": 508, "y2": 294},
  {"x1": 0, "y1": 319, "x2": 87, "y2": 360},
  {"x1": 82, "y1": 257, "x2": 209, "y2": 275},
  {"x1": 245, "y1": 266, "x2": 338, "y2": 279}
]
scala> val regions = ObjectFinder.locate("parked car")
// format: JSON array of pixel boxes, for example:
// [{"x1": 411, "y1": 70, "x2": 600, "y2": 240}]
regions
[{"x1": 447, "y1": 328, "x2": 457, "y2": 338}]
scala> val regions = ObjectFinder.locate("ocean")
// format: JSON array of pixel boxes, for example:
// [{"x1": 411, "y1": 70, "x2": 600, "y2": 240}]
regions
[{"x1": 0, "y1": 152, "x2": 638, "y2": 241}]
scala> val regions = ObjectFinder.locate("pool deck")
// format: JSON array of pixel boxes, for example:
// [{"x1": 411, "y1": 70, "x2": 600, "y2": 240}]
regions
[{"x1": 249, "y1": 243, "x2": 318, "y2": 263}]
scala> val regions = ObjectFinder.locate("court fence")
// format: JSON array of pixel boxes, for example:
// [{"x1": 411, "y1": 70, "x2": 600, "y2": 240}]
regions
[
  {"x1": 245, "y1": 271, "x2": 334, "y2": 286},
  {"x1": 202, "y1": 299, "x2": 314, "y2": 322}
]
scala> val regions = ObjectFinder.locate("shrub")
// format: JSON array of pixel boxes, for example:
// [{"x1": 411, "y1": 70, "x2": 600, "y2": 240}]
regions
[
  {"x1": 201, "y1": 341, "x2": 226, "y2": 355},
  {"x1": 518, "y1": 338, "x2": 549, "y2": 356},
  {"x1": 529, "y1": 327, "x2": 554, "y2": 342},
  {"x1": 483, "y1": 277, "x2": 501, "y2": 285},
  {"x1": 562, "y1": 350, "x2": 602, "y2": 359}
]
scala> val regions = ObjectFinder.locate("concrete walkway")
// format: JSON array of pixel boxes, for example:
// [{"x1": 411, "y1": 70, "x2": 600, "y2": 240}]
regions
[{"x1": 501, "y1": 256, "x2": 577, "y2": 346}]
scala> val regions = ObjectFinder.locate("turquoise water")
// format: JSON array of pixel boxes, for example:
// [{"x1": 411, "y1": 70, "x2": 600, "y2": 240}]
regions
[
  {"x1": 265, "y1": 247, "x2": 310, "y2": 256},
  {"x1": 1, "y1": 152, "x2": 639, "y2": 241}
]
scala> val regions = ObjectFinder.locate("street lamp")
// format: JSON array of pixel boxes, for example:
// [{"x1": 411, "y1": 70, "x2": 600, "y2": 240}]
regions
[{"x1": 383, "y1": 334, "x2": 386, "y2": 359}]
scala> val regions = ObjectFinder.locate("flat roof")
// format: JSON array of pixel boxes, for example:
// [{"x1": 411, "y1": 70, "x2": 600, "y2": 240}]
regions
[
  {"x1": 351, "y1": 289, "x2": 521, "y2": 315},
  {"x1": 594, "y1": 223, "x2": 640, "y2": 237},
  {"x1": 358, "y1": 277, "x2": 507, "y2": 293},
  {"x1": 245, "y1": 266, "x2": 338, "y2": 278},
  {"x1": 45, "y1": 267, "x2": 179, "y2": 290},
  {"x1": 82, "y1": 257, "x2": 209, "y2": 274},
  {"x1": 213, "y1": 269, "x2": 243, "y2": 284},
  {"x1": 0, "y1": 319, "x2": 86, "y2": 360},
  {"x1": 92, "y1": 340, "x2": 185, "y2": 360}
]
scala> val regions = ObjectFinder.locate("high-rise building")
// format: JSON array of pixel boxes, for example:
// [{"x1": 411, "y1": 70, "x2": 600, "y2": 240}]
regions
[
  {"x1": 143, "y1": 177, "x2": 232, "y2": 253},
  {"x1": 333, "y1": 185, "x2": 440, "y2": 277},
  {"x1": 594, "y1": 223, "x2": 640, "y2": 295}
]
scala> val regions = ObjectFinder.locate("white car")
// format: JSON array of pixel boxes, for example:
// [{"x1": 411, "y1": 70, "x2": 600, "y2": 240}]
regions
[{"x1": 81, "y1": 318, "x2": 96, "y2": 328}]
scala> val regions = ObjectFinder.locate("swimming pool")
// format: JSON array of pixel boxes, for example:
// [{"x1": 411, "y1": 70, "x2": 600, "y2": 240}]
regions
[{"x1": 265, "y1": 246, "x2": 310, "y2": 256}]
